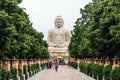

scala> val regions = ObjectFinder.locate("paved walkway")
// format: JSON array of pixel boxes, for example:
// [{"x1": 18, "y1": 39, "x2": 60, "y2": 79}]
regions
[{"x1": 28, "y1": 65, "x2": 95, "y2": 80}]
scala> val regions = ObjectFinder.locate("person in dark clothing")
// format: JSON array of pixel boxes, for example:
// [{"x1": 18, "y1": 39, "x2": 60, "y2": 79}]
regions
[
  {"x1": 47, "y1": 60, "x2": 50, "y2": 69},
  {"x1": 49, "y1": 61, "x2": 53, "y2": 69},
  {"x1": 47, "y1": 60, "x2": 53, "y2": 69},
  {"x1": 54, "y1": 60, "x2": 58, "y2": 71}
]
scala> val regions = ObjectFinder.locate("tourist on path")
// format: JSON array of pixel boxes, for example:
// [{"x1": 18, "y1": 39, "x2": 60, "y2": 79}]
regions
[
  {"x1": 54, "y1": 60, "x2": 58, "y2": 71},
  {"x1": 67, "y1": 59, "x2": 70, "y2": 67},
  {"x1": 47, "y1": 60, "x2": 50, "y2": 69}
]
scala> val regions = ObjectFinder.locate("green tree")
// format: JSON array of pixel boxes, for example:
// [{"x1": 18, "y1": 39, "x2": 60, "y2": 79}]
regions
[
  {"x1": 69, "y1": 0, "x2": 120, "y2": 58},
  {"x1": 0, "y1": 0, "x2": 49, "y2": 59}
]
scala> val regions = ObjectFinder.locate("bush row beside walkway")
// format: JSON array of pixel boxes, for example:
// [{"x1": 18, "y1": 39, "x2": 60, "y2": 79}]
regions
[
  {"x1": 0, "y1": 57, "x2": 47, "y2": 80},
  {"x1": 70, "y1": 57, "x2": 120, "y2": 80},
  {"x1": 79, "y1": 62, "x2": 120, "y2": 80}
]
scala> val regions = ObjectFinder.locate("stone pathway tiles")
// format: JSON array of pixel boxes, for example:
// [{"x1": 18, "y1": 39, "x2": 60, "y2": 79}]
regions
[
  {"x1": 28, "y1": 65, "x2": 95, "y2": 80},
  {"x1": 27, "y1": 69, "x2": 46, "y2": 80},
  {"x1": 39, "y1": 65, "x2": 95, "y2": 80}
]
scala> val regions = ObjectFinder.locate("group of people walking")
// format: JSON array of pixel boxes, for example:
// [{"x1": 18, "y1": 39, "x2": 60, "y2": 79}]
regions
[
  {"x1": 47, "y1": 58, "x2": 70, "y2": 71},
  {"x1": 47, "y1": 59, "x2": 59, "y2": 71}
]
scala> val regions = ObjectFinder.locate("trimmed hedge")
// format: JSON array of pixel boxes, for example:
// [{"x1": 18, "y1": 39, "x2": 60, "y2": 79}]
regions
[
  {"x1": 41, "y1": 62, "x2": 47, "y2": 70},
  {"x1": 79, "y1": 62, "x2": 86, "y2": 73},
  {"x1": 70, "y1": 62, "x2": 78, "y2": 69},
  {"x1": 87, "y1": 63, "x2": 94, "y2": 77},
  {"x1": 79, "y1": 62, "x2": 120, "y2": 80},
  {"x1": 96, "y1": 65, "x2": 104, "y2": 80},
  {"x1": 0, "y1": 61, "x2": 46, "y2": 80},
  {"x1": 111, "y1": 67, "x2": 120, "y2": 80},
  {"x1": 10, "y1": 67, "x2": 18, "y2": 80},
  {"x1": 103, "y1": 64, "x2": 112, "y2": 80},
  {"x1": 0, "y1": 68, "x2": 17, "y2": 80}
]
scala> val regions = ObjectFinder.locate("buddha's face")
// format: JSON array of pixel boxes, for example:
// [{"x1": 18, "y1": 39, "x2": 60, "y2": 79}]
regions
[{"x1": 55, "y1": 19, "x2": 64, "y2": 28}]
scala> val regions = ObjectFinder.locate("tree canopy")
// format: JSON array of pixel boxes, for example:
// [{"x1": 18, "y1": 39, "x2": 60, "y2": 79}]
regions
[
  {"x1": 0, "y1": 0, "x2": 50, "y2": 59},
  {"x1": 69, "y1": 0, "x2": 120, "y2": 59}
]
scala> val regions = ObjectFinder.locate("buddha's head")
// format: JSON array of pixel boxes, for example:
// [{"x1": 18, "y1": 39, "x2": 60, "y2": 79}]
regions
[{"x1": 55, "y1": 16, "x2": 64, "y2": 28}]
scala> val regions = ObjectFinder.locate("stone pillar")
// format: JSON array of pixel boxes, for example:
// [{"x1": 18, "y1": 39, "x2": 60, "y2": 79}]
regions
[
  {"x1": 104, "y1": 56, "x2": 110, "y2": 67},
  {"x1": 45, "y1": 59, "x2": 47, "y2": 63},
  {"x1": 12, "y1": 57, "x2": 18, "y2": 69},
  {"x1": 84, "y1": 58, "x2": 86, "y2": 63},
  {"x1": 37, "y1": 60, "x2": 40, "y2": 70},
  {"x1": 27, "y1": 60, "x2": 31, "y2": 77},
  {"x1": 18, "y1": 59, "x2": 24, "y2": 74},
  {"x1": 40, "y1": 59, "x2": 43, "y2": 64},
  {"x1": 30, "y1": 59, "x2": 33, "y2": 65},
  {"x1": 23, "y1": 59, "x2": 28, "y2": 73},
  {"x1": 91, "y1": 58, "x2": 94, "y2": 63},
  {"x1": 35, "y1": 59, "x2": 37, "y2": 64},
  {"x1": 81, "y1": 59, "x2": 84, "y2": 63},
  {"x1": 112, "y1": 56, "x2": 119, "y2": 69},
  {"x1": 94, "y1": 57, "x2": 98, "y2": 64},
  {"x1": 88, "y1": 58, "x2": 90, "y2": 63},
  {"x1": 27, "y1": 61, "x2": 31, "y2": 66},
  {"x1": 99, "y1": 58, "x2": 104, "y2": 65},
  {"x1": 11, "y1": 57, "x2": 19, "y2": 76},
  {"x1": 23, "y1": 59, "x2": 27, "y2": 66},
  {"x1": 33, "y1": 59, "x2": 35, "y2": 64},
  {"x1": 76, "y1": 59, "x2": 79, "y2": 64},
  {"x1": 37, "y1": 60, "x2": 40, "y2": 65},
  {"x1": 2, "y1": 57, "x2": 10, "y2": 71},
  {"x1": 86, "y1": 58, "x2": 88, "y2": 63}
]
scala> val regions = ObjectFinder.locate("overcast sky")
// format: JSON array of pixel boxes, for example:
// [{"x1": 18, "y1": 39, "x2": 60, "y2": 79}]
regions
[{"x1": 19, "y1": 0, "x2": 91, "y2": 40}]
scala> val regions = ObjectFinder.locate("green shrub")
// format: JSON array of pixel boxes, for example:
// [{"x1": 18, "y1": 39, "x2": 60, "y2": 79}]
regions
[
  {"x1": 0, "y1": 68, "x2": 18, "y2": 80},
  {"x1": 103, "y1": 64, "x2": 112, "y2": 80},
  {"x1": 36, "y1": 63, "x2": 39, "y2": 70},
  {"x1": 79, "y1": 62, "x2": 86, "y2": 73},
  {"x1": 41, "y1": 63, "x2": 47, "y2": 70},
  {"x1": 10, "y1": 67, "x2": 18, "y2": 80},
  {"x1": 18, "y1": 68, "x2": 23, "y2": 80},
  {"x1": 111, "y1": 67, "x2": 120, "y2": 80},
  {"x1": 23, "y1": 65, "x2": 27, "y2": 74},
  {"x1": 19, "y1": 74, "x2": 23, "y2": 80},
  {"x1": 31, "y1": 64, "x2": 35, "y2": 72},
  {"x1": 23, "y1": 65, "x2": 28, "y2": 79},
  {"x1": 25, "y1": 72, "x2": 28, "y2": 80},
  {"x1": 1, "y1": 69, "x2": 11, "y2": 80},
  {"x1": 84, "y1": 63, "x2": 89, "y2": 74},
  {"x1": 92, "y1": 64, "x2": 98, "y2": 79},
  {"x1": 92, "y1": 64, "x2": 104, "y2": 80},
  {"x1": 70, "y1": 62, "x2": 78, "y2": 69},
  {"x1": 18, "y1": 68, "x2": 22, "y2": 76},
  {"x1": 28, "y1": 65, "x2": 31, "y2": 73},
  {"x1": 97, "y1": 65, "x2": 104, "y2": 80},
  {"x1": 87, "y1": 63, "x2": 94, "y2": 77}
]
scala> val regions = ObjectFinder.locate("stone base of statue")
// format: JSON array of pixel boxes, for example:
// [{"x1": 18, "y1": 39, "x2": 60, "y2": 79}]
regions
[
  {"x1": 49, "y1": 51, "x2": 69, "y2": 58},
  {"x1": 48, "y1": 47, "x2": 69, "y2": 58}
]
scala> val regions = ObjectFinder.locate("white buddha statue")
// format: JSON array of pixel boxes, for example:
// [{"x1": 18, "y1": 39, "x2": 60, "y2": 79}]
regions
[{"x1": 48, "y1": 16, "x2": 70, "y2": 52}]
